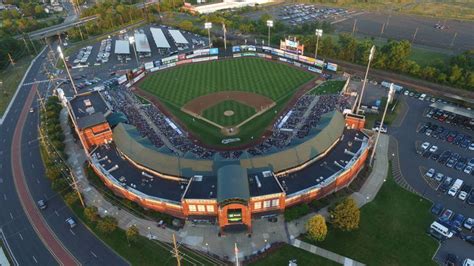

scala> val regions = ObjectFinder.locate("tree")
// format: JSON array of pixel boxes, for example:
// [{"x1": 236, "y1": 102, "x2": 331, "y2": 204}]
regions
[
  {"x1": 178, "y1": 20, "x2": 193, "y2": 32},
  {"x1": 97, "y1": 216, "x2": 118, "y2": 234},
  {"x1": 126, "y1": 225, "x2": 139, "y2": 245},
  {"x1": 306, "y1": 214, "x2": 327, "y2": 242},
  {"x1": 337, "y1": 33, "x2": 357, "y2": 62},
  {"x1": 84, "y1": 206, "x2": 99, "y2": 222},
  {"x1": 64, "y1": 191, "x2": 79, "y2": 206},
  {"x1": 330, "y1": 197, "x2": 360, "y2": 231}
]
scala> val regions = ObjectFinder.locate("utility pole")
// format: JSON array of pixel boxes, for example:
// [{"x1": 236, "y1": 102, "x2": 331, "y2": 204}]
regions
[
  {"x1": 450, "y1": 32, "x2": 457, "y2": 48},
  {"x1": 412, "y1": 27, "x2": 419, "y2": 43},
  {"x1": 352, "y1": 19, "x2": 357, "y2": 36},
  {"x1": 266, "y1": 20, "x2": 273, "y2": 46},
  {"x1": 78, "y1": 26, "x2": 84, "y2": 41},
  {"x1": 380, "y1": 23, "x2": 385, "y2": 36},
  {"x1": 205, "y1": 22, "x2": 212, "y2": 48},
  {"x1": 172, "y1": 234, "x2": 181, "y2": 266},
  {"x1": 22, "y1": 37, "x2": 31, "y2": 54},
  {"x1": 7, "y1": 53, "x2": 15, "y2": 66}
]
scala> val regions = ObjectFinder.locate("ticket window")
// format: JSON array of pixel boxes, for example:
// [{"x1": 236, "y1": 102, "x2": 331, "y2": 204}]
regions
[{"x1": 227, "y1": 209, "x2": 242, "y2": 223}]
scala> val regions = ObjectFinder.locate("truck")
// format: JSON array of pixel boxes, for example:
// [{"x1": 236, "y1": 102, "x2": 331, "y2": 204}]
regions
[{"x1": 447, "y1": 179, "x2": 464, "y2": 197}]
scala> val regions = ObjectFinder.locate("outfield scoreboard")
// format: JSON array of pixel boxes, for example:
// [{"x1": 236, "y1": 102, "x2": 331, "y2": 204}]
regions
[{"x1": 280, "y1": 36, "x2": 304, "y2": 55}]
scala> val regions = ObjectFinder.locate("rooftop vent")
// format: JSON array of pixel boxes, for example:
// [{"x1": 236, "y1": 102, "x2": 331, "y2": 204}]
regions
[
  {"x1": 84, "y1": 99, "x2": 92, "y2": 107},
  {"x1": 193, "y1": 175, "x2": 203, "y2": 182}
]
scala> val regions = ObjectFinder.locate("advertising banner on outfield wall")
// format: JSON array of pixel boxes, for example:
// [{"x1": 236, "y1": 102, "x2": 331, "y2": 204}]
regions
[
  {"x1": 262, "y1": 46, "x2": 272, "y2": 53},
  {"x1": 284, "y1": 52, "x2": 298, "y2": 60},
  {"x1": 326, "y1": 62, "x2": 338, "y2": 72},
  {"x1": 144, "y1": 62, "x2": 154, "y2": 70},
  {"x1": 192, "y1": 57, "x2": 210, "y2": 63},
  {"x1": 232, "y1": 46, "x2": 241, "y2": 53},
  {"x1": 209, "y1": 48, "x2": 219, "y2": 55},
  {"x1": 242, "y1": 53, "x2": 256, "y2": 57},
  {"x1": 150, "y1": 67, "x2": 160, "y2": 72},
  {"x1": 315, "y1": 59, "x2": 325, "y2": 68},
  {"x1": 176, "y1": 59, "x2": 192, "y2": 65},
  {"x1": 209, "y1": 56, "x2": 218, "y2": 61},
  {"x1": 162, "y1": 55, "x2": 178, "y2": 64},
  {"x1": 178, "y1": 54, "x2": 186, "y2": 60},
  {"x1": 257, "y1": 53, "x2": 266, "y2": 58},
  {"x1": 233, "y1": 53, "x2": 242, "y2": 58},
  {"x1": 308, "y1": 66, "x2": 322, "y2": 73},
  {"x1": 298, "y1": 55, "x2": 316, "y2": 65}
]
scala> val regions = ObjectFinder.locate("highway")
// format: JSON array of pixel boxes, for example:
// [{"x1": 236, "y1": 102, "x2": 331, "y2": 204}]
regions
[{"x1": 0, "y1": 47, "x2": 129, "y2": 265}]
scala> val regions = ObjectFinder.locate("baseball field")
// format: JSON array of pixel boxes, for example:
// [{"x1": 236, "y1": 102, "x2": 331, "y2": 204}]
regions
[{"x1": 138, "y1": 57, "x2": 315, "y2": 147}]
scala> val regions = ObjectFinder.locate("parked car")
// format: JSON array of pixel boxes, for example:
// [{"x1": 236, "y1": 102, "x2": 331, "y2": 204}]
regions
[
  {"x1": 452, "y1": 213, "x2": 465, "y2": 229},
  {"x1": 438, "y1": 176, "x2": 453, "y2": 193},
  {"x1": 434, "y1": 173, "x2": 444, "y2": 182},
  {"x1": 421, "y1": 142, "x2": 430, "y2": 150},
  {"x1": 464, "y1": 218, "x2": 474, "y2": 230},
  {"x1": 462, "y1": 235, "x2": 474, "y2": 246},
  {"x1": 425, "y1": 168, "x2": 435, "y2": 178},
  {"x1": 431, "y1": 203, "x2": 444, "y2": 216},
  {"x1": 467, "y1": 191, "x2": 474, "y2": 205},
  {"x1": 439, "y1": 209, "x2": 454, "y2": 222},
  {"x1": 445, "y1": 253, "x2": 457, "y2": 266}
]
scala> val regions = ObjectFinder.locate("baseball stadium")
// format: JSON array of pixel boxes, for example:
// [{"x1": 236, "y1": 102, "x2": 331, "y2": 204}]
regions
[{"x1": 66, "y1": 44, "x2": 371, "y2": 233}]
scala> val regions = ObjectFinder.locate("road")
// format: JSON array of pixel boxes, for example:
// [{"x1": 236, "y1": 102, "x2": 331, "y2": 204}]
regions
[{"x1": 0, "y1": 47, "x2": 129, "y2": 265}]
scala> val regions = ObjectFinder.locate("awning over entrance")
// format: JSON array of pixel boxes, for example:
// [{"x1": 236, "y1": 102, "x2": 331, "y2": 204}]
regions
[{"x1": 217, "y1": 165, "x2": 250, "y2": 203}]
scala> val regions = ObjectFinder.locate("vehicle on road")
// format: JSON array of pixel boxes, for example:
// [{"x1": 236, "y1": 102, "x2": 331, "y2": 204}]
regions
[
  {"x1": 37, "y1": 199, "x2": 47, "y2": 210},
  {"x1": 66, "y1": 217, "x2": 77, "y2": 229}
]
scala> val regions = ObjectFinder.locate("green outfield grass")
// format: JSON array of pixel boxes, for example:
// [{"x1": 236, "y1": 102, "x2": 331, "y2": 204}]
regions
[
  {"x1": 139, "y1": 58, "x2": 314, "y2": 147},
  {"x1": 202, "y1": 100, "x2": 256, "y2": 127},
  {"x1": 309, "y1": 80, "x2": 346, "y2": 95}
]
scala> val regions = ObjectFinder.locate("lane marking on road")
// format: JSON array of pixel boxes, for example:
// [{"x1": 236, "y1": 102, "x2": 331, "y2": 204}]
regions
[
  {"x1": 10, "y1": 212, "x2": 13, "y2": 220},
  {"x1": 69, "y1": 229, "x2": 75, "y2": 236},
  {"x1": 54, "y1": 210, "x2": 60, "y2": 217},
  {"x1": 36, "y1": 179, "x2": 40, "y2": 184},
  {"x1": 32, "y1": 255, "x2": 38, "y2": 264},
  {"x1": 31, "y1": 163, "x2": 35, "y2": 169},
  {"x1": 18, "y1": 233, "x2": 23, "y2": 240},
  {"x1": 3, "y1": 194, "x2": 7, "y2": 200},
  {"x1": 90, "y1": 251, "x2": 98, "y2": 258}
]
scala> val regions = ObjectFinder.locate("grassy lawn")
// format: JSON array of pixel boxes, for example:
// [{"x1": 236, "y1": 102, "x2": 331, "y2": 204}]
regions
[
  {"x1": 303, "y1": 165, "x2": 438, "y2": 265},
  {"x1": 138, "y1": 58, "x2": 314, "y2": 146},
  {"x1": 0, "y1": 56, "x2": 32, "y2": 116},
  {"x1": 202, "y1": 100, "x2": 256, "y2": 127},
  {"x1": 70, "y1": 203, "x2": 213, "y2": 266},
  {"x1": 407, "y1": 48, "x2": 451, "y2": 67},
  {"x1": 309, "y1": 80, "x2": 346, "y2": 95},
  {"x1": 249, "y1": 244, "x2": 339, "y2": 266}
]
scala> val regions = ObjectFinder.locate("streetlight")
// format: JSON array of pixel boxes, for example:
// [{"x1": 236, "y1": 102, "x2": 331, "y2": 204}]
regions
[
  {"x1": 204, "y1": 22, "x2": 212, "y2": 48},
  {"x1": 266, "y1": 20, "x2": 273, "y2": 47},
  {"x1": 128, "y1": 36, "x2": 139, "y2": 67},
  {"x1": 314, "y1": 29, "x2": 323, "y2": 60},
  {"x1": 369, "y1": 84, "x2": 395, "y2": 166},
  {"x1": 356, "y1": 45, "x2": 375, "y2": 114},
  {"x1": 57, "y1": 46, "x2": 78, "y2": 95}
]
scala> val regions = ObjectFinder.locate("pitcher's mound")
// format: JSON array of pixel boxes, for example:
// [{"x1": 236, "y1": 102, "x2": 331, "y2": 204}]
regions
[{"x1": 224, "y1": 110, "x2": 235, "y2": 117}]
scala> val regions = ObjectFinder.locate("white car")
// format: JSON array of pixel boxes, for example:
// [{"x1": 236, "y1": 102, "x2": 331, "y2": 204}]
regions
[
  {"x1": 464, "y1": 166, "x2": 473, "y2": 175},
  {"x1": 464, "y1": 218, "x2": 474, "y2": 230},
  {"x1": 434, "y1": 173, "x2": 444, "y2": 182},
  {"x1": 425, "y1": 168, "x2": 435, "y2": 178},
  {"x1": 421, "y1": 142, "x2": 430, "y2": 150},
  {"x1": 469, "y1": 143, "x2": 474, "y2": 151},
  {"x1": 458, "y1": 191, "x2": 468, "y2": 201},
  {"x1": 404, "y1": 90, "x2": 409, "y2": 96},
  {"x1": 429, "y1": 145, "x2": 438, "y2": 153}
]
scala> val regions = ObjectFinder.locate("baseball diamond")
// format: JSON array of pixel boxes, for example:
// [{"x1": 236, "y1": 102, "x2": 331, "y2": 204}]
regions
[{"x1": 137, "y1": 57, "x2": 315, "y2": 147}]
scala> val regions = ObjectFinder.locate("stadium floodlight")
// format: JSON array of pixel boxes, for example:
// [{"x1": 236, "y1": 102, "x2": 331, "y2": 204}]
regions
[
  {"x1": 204, "y1": 22, "x2": 212, "y2": 48},
  {"x1": 128, "y1": 36, "x2": 139, "y2": 66},
  {"x1": 222, "y1": 23, "x2": 227, "y2": 50},
  {"x1": 370, "y1": 84, "x2": 394, "y2": 166},
  {"x1": 266, "y1": 20, "x2": 273, "y2": 46},
  {"x1": 57, "y1": 46, "x2": 78, "y2": 95},
  {"x1": 356, "y1": 45, "x2": 376, "y2": 114},
  {"x1": 314, "y1": 29, "x2": 323, "y2": 60}
]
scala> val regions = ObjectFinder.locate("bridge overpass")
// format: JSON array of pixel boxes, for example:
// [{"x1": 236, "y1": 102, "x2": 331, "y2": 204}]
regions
[{"x1": 20, "y1": 0, "x2": 158, "y2": 40}]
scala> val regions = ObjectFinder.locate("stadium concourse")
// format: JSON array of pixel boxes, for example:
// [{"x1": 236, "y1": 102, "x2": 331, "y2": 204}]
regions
[{"x1": 62, "y1": 47, "x2": 371, "y2": 233}]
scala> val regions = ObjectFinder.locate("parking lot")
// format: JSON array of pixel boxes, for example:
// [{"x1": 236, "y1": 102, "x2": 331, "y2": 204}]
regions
[
  {"x1": 59, "y1": 24, "x2": 209, "y2": 94},
  {"x1": 389, "y1": 91, "x2": 474, "y2": 264}
]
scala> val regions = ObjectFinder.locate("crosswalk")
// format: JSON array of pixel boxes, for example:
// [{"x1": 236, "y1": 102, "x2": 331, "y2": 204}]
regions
[{"x1": 389, "y1": 136, "x2": 419, "y2": 195}]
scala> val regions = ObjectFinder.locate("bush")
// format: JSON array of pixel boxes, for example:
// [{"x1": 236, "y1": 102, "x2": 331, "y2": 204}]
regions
[
  {"x1": 284, "y1": 203, "x2": 310, "y2": 222},
  {"x1": 126, "y1": 225, "x2": 139, "y2": 244},
  {"x1": 306, "y1": 215, "x2": 327, "y2": 242},
  {"x1": 330, "y1": 197, "x2": 360, "y2": 232},
  {"x1": 64, "y1": 191, "x2": 79, "y2": 206},
  {"x1": 84, "y1": 206, "x2": 99, "y2": 223},
  {"x1": 96, "y1": 216, "x2": 118, "y2": 234}
]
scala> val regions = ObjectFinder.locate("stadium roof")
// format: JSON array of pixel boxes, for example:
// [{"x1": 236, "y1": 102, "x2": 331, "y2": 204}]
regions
[
  {"x1": 112, "y1": 111, "x2": 345, "y2": 177},
  {"x1": 430, "y1": 102, "x2": 474, "y2": 119},
  {"x1": 134, "y1": 32, "x2": 151, "y2": 53},
  {"x1": 69, "y1": 91, "x2": 110, "y2": 129},
  {"x1": 114, "y1": 40, "x2": 130, "y2": 55},
  {"x1": 168, "y1": 30, "x2": 188, "y2": 44},
  {"x1": 217, "y1": 165, "x2": 249, "y2": 203},
  {"x1": 150, "y1": 27, "x2": 171, "y2": 49}
]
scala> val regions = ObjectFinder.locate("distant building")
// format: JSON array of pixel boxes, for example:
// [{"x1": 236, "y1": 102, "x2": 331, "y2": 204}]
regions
[{"x1": 184, "y1": 0, "x2": 274, "y2": 14}]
